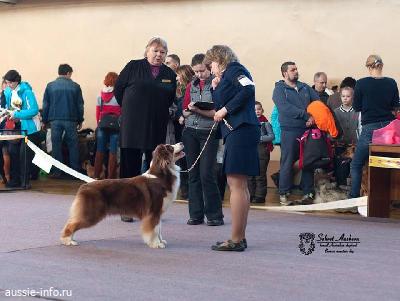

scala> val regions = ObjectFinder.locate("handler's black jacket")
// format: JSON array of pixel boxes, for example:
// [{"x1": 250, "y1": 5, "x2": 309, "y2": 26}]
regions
[{"x1": 114, "y1": 59, "x2": 177, "y2": 149}]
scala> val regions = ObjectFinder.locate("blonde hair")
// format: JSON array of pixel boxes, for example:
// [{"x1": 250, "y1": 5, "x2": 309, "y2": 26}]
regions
[
  {"x1": 144, "y1": 37, "x2": 168, "y2": 57},
  {"x1": 365, "y1": 54, "x2": 383, "y2": 69},
  {"x1": 205, "y1": 45, "x2": 239, "y2": 71}
]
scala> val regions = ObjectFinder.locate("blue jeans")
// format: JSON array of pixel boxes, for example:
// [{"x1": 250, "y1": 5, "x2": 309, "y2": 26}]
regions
[
  {"x1": 349, "y1": 120, "x2": 391, "y2": 198},
  {"x1": 96, "y1": 128, "x2": 119, "y2": 154},
  {"x1": 182, "y1": 127, "x2": 223, "y2": 221},
  {"x1": 279, "y1": 128, "x2": 314, "y2": 195},
  {"x1": 50, "y1": 120, "x2": 80, "y2": 172}
]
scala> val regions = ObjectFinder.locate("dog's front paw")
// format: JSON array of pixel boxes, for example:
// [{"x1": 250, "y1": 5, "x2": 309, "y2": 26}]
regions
[
  {"x1": 60, "y1": 237, "x2": 79, "y2": 246},
  {"x1": 148, "y1": 240, "x2": 166, "y2": 249}
]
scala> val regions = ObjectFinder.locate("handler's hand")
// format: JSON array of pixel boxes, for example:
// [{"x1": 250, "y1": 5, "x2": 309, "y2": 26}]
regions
[
  {"x1": 214, "y1": 107, "x2": 228, "y2": 122},
  {"x1": 211, "y1": 77, "x2": 221, "y2": 89}
]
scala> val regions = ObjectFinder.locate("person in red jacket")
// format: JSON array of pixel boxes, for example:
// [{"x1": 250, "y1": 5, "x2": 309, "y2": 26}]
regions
[{"x1": 94, "y1": 72, "x2": 121, "y2": 179}]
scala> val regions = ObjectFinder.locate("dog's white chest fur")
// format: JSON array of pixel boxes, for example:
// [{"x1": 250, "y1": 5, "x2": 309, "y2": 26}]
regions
[
  {"x1": 162, "y1": 165, "x2": 180, "y2": 212},
  {"x1": 143, "y1": 165, "x2": 181, "y2": 212}
]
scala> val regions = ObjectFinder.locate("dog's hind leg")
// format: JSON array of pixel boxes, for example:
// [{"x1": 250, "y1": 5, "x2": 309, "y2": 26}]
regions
[
  {"x1": 141, "y1": 215, "x2": 165, "y2": 248},
  {"x1": 60, "y1": 220, "x2": 85, "y2": 246},
  {"x1": 60, "y1": 196, "x2": 105, "y2": 246}
]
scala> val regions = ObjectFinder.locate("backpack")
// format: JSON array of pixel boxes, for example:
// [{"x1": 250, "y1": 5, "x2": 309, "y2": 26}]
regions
[{"x1": 298, "y1": 128, "x2": 333, "y2": 170}]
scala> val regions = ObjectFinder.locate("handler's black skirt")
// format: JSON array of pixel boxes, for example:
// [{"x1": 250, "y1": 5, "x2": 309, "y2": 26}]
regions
[{"x1": 223, "y1": 123, "x2": 260, "y2": 176}]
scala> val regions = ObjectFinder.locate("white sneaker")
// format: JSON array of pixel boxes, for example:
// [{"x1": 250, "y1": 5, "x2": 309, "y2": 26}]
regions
[{"x1": 279, "y1": 193, "x2": 292, "y2": 206}]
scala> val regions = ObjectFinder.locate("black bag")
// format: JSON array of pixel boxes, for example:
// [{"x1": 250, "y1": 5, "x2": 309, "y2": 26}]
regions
[
  {"x1": 98, "y1": 114, "x2": 119, "y2": 131},
  {"x1": 299, "y1": 128, "x2": 333, "y2": 170},
  {"x1": 98, "y1": 97, "x2": 120, "y2": 131}
]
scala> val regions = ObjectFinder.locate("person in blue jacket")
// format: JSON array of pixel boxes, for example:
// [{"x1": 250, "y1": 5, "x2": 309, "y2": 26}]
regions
[
  {"x1": 3, "y1": 70, "x2": 41, "y2": 188},
  {"x1": 205, "y1": 45, "x2": 260, "y2": 252},
  {"x1": 42, "y1": 64, "x2": 84, "y2": 178},
  {"x1": 272, "y1": 62, "x2": 319, "y2": 206}
]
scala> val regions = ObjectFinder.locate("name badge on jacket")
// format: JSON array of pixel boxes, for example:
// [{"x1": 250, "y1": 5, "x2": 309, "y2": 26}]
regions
[{"x1": 238, "y1": 75, "x2": 255, "y2": 86}]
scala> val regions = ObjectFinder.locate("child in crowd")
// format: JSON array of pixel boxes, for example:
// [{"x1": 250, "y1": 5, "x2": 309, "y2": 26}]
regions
[
  {"x1": 333, "y1": 87, "x2": 359, "y2": 187},
  {"x1": 248, "y1": 101, "x2": 274, "y2": 203}
]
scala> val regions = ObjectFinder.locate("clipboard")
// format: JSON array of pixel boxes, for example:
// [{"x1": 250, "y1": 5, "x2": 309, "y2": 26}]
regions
[{"x1": 193, "y1": 101, "x2": 214, "y2": 110}]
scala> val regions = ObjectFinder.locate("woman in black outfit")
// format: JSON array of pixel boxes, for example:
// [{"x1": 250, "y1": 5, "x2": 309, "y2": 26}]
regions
[
  {"x1": 114, "y1": 37, "x2": 177, "y2": 222},
  {"x1": 349, "y1": 55, "x2": 399, "y2": 198}
]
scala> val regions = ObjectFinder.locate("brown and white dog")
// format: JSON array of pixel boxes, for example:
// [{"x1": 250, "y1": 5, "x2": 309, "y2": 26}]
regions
[{"x1": 60, "y1": 142, "x2": 185, "y2": 249}]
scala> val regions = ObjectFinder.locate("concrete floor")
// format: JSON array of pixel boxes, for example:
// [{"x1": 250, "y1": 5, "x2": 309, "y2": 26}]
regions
[{"x1": 1, "y1": 191, "x2": 400, "y2": 301}]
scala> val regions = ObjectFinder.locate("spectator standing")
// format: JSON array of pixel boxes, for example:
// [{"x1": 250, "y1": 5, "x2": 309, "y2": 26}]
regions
[
  {"x1": 165, "y1": 54, "x2": 180, "y2": 145},
  {"x1": 349, "y1": 55, "x2": 399, "y2": 198},
  {"x1": 333, "y1": 86, "x2": 359, "y2": 188},
  {"x1": 165, "y1": 54, "x2": 180, "y2": 72},
  {"x1": 312, "y1": 72, "x2": 332, "y2": 104},
  {"x1": 114, "y1": 37, "x2": 176, "y2": 221},
  {"x1": 272, "y1": 62, "x2": 319, "y2": 206},
  {"x1": 3, "y1": 70, "x2": 41, "y2": 188},
  {"x1": 42, "y1": 64, "x2": 84, "y2": 178},
  {"x1": 182, "y1": 53, "x2": 224, "y2": 226},
  {"x1": 175, "y1": 65, "x2": 195, "y2": 200},
  {"x1": 175, "y1": 65, "x2": 195, "y2": 141},
  {"x1": 270, "y1": 105, "x2": 281, "y2": 145},
  {"x1": 94, "y1": 72, "x2": 121, "y2": 179},
  {"x1": 327, "y1": 77, "x2": 357, "y2": 111},
  {"x1": 248, "y1": 101, "x2": 274, "y2": 203},
  {"x1": 334, "y1": 87, "x2": 359, "y2": 146}
]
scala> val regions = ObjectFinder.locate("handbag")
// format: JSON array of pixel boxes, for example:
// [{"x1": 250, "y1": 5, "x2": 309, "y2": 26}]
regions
[
  {"x1": 5, "y1": 118, "x2": 15, "y2": 130},
  {"x1": 98, "y1": 97, "x2": 120, "y2": 131},
  {"x1": 298, "y1": 128, "x2": 333, "y2": 170},
  {"x1": 372, "y1": 119, "x2": 400, "y2": 144}
]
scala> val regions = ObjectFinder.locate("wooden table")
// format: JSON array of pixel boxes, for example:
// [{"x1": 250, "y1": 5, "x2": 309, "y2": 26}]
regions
[{"x1": 368, "y1": 144, "x2": 400, "y2": 217}]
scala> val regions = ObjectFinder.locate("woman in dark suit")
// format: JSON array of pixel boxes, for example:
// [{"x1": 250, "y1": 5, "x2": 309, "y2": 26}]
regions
[
  {"x1": 205, "y1": 45, "x2": 260, "y2": 252},
  {"x1": 114, "y1": 37, "x2": 177, "y2": 221}
]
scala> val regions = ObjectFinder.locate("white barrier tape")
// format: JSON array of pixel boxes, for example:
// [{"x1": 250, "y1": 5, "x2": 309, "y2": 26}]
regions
[
  {"x1": 254, "y1": 196, "x2": 368, "y2": 213},
  {"x1": 26, "y1": 140, "x2": 95, "y2": 183},
  {"x1": 25, "y1": 138, "x2": 370, "y2": 216},
  {"x1": 0, "y1": 134, "x2": 25, "y2": 141},
  {"x1": 358, "y1": 206, "x2": 367, "y2": 217}
]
